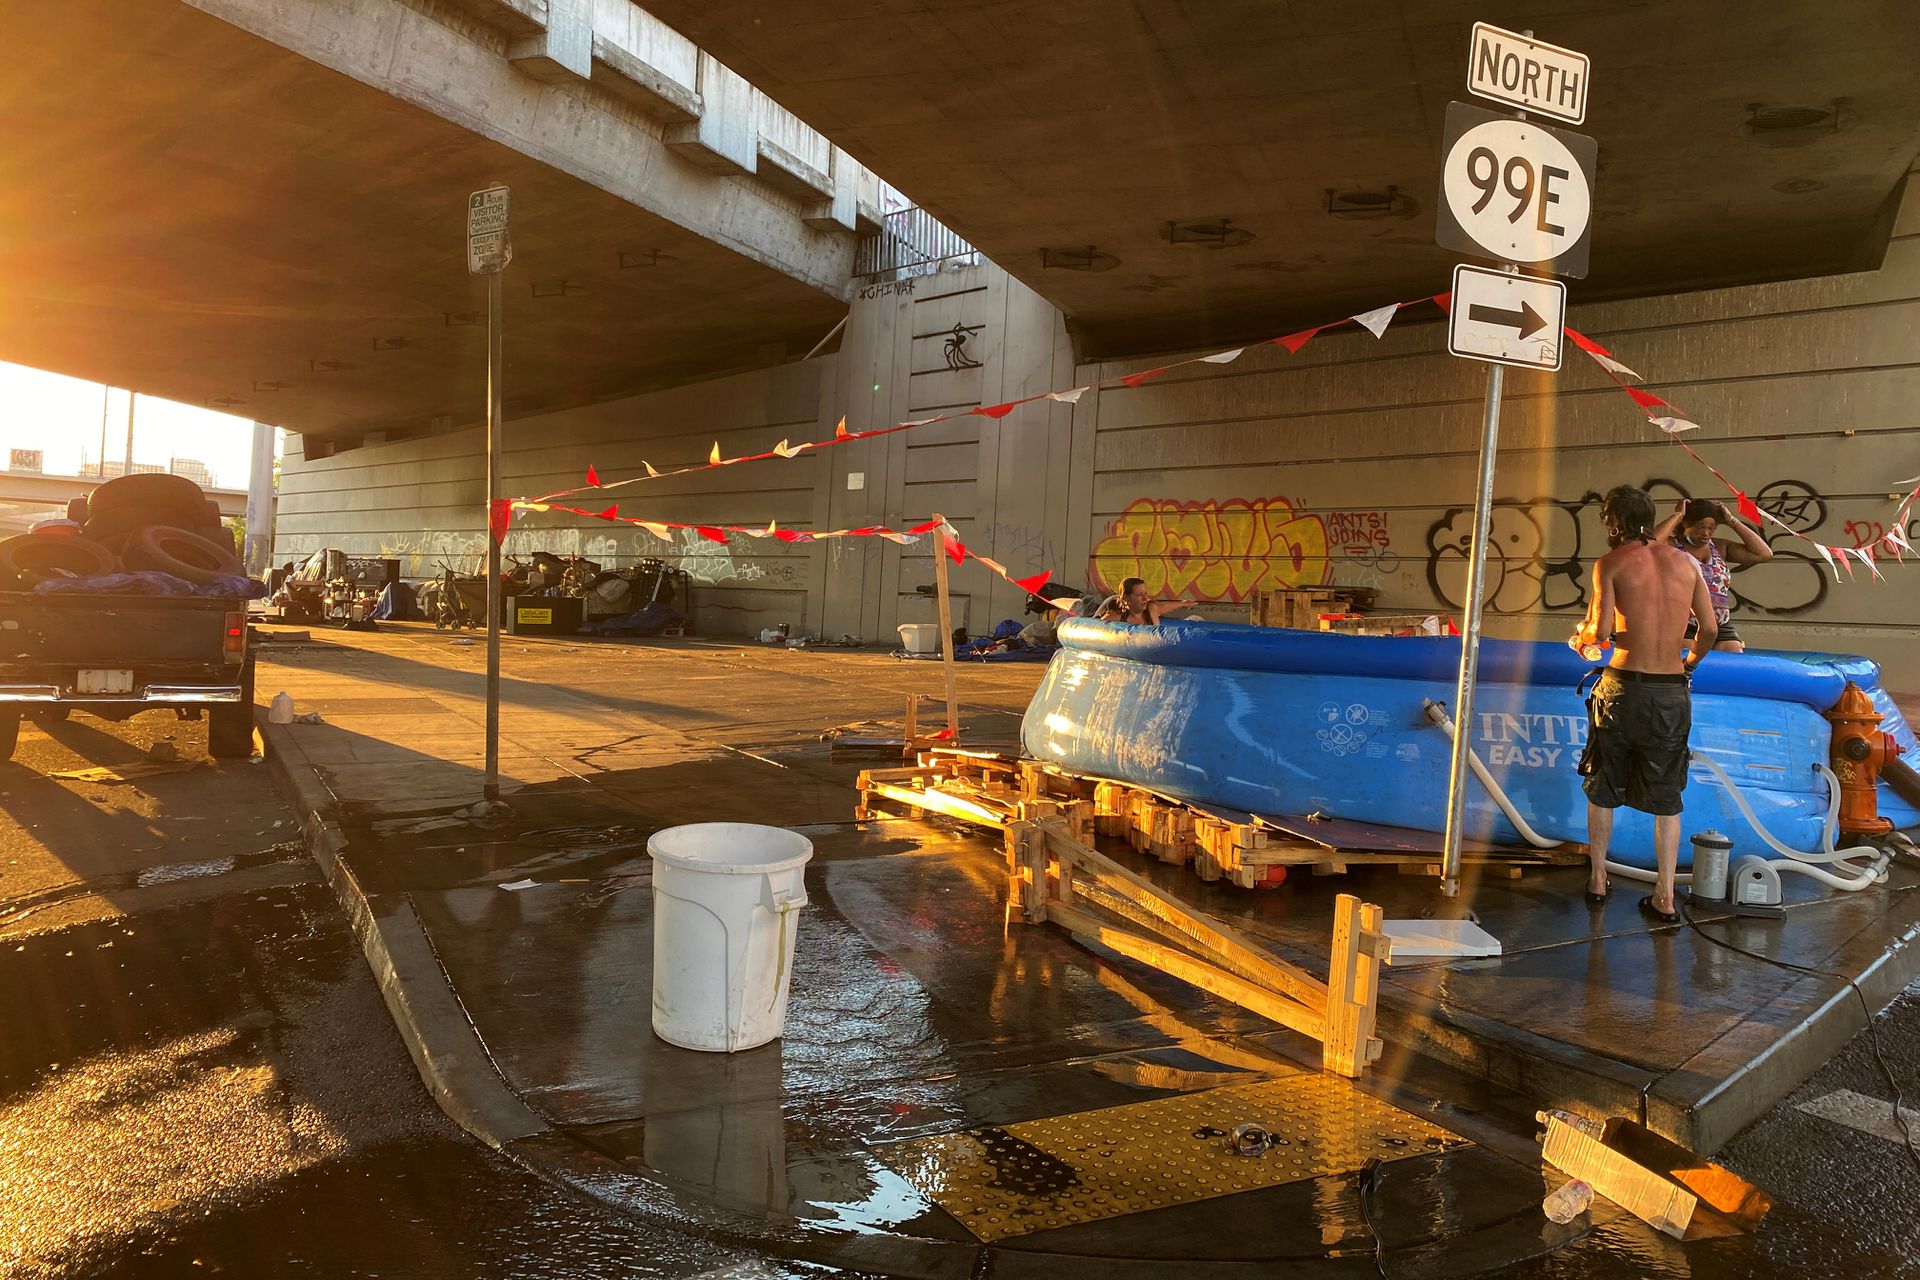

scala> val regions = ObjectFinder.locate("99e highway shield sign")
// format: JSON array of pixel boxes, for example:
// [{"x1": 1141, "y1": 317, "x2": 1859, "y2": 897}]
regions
[{"x1": 1435, "y1": 100, "x2": 1596, "y2": 279}]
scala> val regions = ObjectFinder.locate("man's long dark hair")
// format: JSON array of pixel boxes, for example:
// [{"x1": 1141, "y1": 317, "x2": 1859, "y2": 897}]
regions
[{"x1": 1602, "y1": 485, "x2": 1656, "y2": 548}]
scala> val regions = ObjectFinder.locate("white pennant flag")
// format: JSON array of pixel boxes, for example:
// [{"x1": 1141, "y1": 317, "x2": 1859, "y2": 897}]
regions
[
  {"x1": 975, "y1": 554, "x2": 1007, "y2": 575},
  {"x1": 637, "y1": 522, "x2": 673, "y2": 542},
  {"x1": 643, "y1": 461, "x2": 661, "y2": 478},
  {"x1": 1046, "y1": 594, "x2": 1081, "y2": 611},
  {"x1": 1199, "y1": 348, "x2": 1245, "y2": 364},
  {"x1": 1885, "y1": 526, "x2": 1912, "y2": 559},
  {"x1": 1593, "y1": 352, "x2": 1644, "y2": 380},
  {"x1": 902, "y1": 416, "x2": 944, "y2": 427},
  {"x1": 1047, "y1": 387, "x2": 1088, "y2": 404},
  {"x1": 771, "y1": 439, "x2": 803, "y2": 458},
  {"x1": 1350, "y1": 304, "x2": 1398, "y2": 339},
  {"x1": 1810, "y1": 542, "x2": 1841, "y2": 581},
  {"x1": 1894, "y1": 474, "x2": 1920, "y2": 486},
  {"x1": 877, "y1": 530, "x2": 917, "y2": 545},
  {"x1": 1651, "y1": 416, "x2": 1701, "y2": 434}
]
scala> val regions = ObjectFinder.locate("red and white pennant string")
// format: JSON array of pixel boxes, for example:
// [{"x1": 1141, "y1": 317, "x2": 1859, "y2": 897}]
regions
[
  {"x1": 506, "y1": 285, "x2": 1910, "y2": 590},
  {"x1": 501, "y1": 503, "x2": 1078, "y2": 609}
]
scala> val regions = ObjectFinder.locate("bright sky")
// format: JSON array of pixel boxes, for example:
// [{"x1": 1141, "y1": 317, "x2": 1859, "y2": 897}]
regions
[{"x1": 0, "y1": 361, "x2": 267, "y2": 489}]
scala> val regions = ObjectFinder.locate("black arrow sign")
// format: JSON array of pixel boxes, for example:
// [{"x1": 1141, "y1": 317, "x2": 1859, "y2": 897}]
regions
[{"x1": 1467, "y1": 299, "x2": 1550, "y2": 339}]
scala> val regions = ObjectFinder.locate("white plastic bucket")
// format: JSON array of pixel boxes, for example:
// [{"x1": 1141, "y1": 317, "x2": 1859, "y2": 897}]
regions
[
  {"x1": 648, "y1": 822, "x2": 813, "y2": 1053},
  {"x1": 897, "y1": 622, "x2": 940, "y2": 654}
]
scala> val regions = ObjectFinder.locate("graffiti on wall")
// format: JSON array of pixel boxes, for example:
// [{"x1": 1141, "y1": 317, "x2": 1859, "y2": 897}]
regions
[
  {"x1": 1089, "y1": 497, "x2": 1331, "y2": 601},
  {"x1": 1422, "y1": 478, "x2": 1844, "y2": 618}
]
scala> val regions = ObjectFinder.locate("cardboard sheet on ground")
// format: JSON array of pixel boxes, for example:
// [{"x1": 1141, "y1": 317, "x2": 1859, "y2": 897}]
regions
[{"x1": 52, "y1": 760, "x2": 202, "y2": 784}]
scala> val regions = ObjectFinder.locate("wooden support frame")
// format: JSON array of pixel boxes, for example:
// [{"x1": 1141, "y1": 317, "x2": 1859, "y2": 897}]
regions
[{"x1": 1009, "y1": 816, "x2": 1387, "y2": 1077}]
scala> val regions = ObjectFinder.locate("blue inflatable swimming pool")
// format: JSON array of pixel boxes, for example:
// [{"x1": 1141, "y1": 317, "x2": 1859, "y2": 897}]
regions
[{"x1": 1020, "y1": 619, "x2": 1920, "y2": 869}]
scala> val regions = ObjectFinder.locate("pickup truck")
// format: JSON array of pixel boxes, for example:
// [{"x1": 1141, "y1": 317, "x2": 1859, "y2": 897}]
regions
[{"x1": 0, "y1": 590, "x2": 255, "y2": 760}]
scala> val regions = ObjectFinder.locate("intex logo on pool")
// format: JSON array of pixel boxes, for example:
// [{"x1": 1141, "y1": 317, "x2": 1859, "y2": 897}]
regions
[{"x1": 1476, "y1": 711, "x2": 1589, "y2": 769}]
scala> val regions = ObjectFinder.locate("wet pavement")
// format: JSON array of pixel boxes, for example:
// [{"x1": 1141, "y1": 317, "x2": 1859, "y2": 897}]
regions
[
  {"x1": 0, "y1": 707, "x2": 783, "y2": 1279},
  {"x1": 248, "y1": 625, "x2": 1920, "y2": 1276},
  {"x1": 2, "y1": 636, "x2": 1917, "y2": 1276}
]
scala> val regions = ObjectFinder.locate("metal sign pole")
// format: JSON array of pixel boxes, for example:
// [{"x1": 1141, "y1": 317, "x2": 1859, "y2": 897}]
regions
[
  {"x1": 467, "y1": 182, "x2": 512, "y2": 806},
  {"x1": 1439, "y1": 361, "x2": 1504, "y2": 898},
  {"x1": 483, "y1": 267, "x2": 504, "y2": 802}
]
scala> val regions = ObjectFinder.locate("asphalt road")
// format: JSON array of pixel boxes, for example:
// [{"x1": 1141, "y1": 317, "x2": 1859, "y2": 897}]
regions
[{"x1": 2, "y1": 705, "x2": 1916, "y2": 1278}]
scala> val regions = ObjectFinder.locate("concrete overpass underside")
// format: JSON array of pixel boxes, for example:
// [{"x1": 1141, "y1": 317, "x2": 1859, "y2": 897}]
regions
[
  {"x1": 643, "y1": 0, "x2": 1920, "y2": 355},
  {"x1": 0, "y1": 0, "x2": 855, "y2": 450}
]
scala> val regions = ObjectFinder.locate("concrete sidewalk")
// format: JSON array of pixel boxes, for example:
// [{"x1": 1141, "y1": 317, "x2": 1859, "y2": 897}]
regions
[{"x1": 254, "y1": 624, "x2": 1920, "y2": 1275}]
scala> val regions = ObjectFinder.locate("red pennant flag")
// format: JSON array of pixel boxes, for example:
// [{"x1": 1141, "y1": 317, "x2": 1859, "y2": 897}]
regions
[
  {"x1": 1626, "y1": 387, "x2": 1670, "y2": 410},
  {"x1": 1276, "y1": 327, "x2": 1321, "y2": 354},
  {"x1": 596, "y1": 505, "x2": 619, "y2": 520},
  {"x1": 907, "y1": 518, "x2": 942, "y2": 535},
  {"x1": 1735, "y1": 491, "x2": 1763, "y2": 524},
  {"x1": 946, "y1": 536, "x2": 966, "y2": 566},
  {"x1": 1012, "y1": 570, "x2": 1052, "y2": 595},
  {"x1": 586, "y1": 464, "x2": 601, "y2": 486},
  {"x1": 1432, "y1": 292, "x2": 1453, "y2": 313},
  {"x1": 695, "y1": 526, "x2": 727, "y2": 544},
  {"x1": 487, "y1": 499, "x2": 512, "y2": 545},
  {"x1": 1119, "y1": 367, "x2": 1169, "y2": 388},
  {"x1": 834, "y1": 416, "x2": 849, "y2": 438},
  {"x1": 1563, "y1": 327, "x2": 1610, "y2": 356},
  {"x1": 972, "y1": 400, "x2": 1020, "y2": 419}
]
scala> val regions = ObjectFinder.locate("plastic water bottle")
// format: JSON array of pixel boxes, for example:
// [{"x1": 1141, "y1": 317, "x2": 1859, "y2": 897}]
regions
[
  {"x1": 268, "y1": 692, "x2": 295, "y2": 724},
  {"x1": 1542, "y1": 1179, "x2": 1594, "y2": 1223},
  {"x1": 1568, "y1": 632, "x2": 1604, "y2": 662},
  {"x1": 1536, "y1": 1108, "x2": 1605, "y2": 1138}
]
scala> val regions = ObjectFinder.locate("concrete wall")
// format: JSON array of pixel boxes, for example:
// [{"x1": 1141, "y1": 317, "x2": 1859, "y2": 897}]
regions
[
  {"x1": 278, "y1": 172, "x2": 1920, "y2": 685},
  {"x1": 276, "y1": 358, "x2": 834, "y2": 634}
]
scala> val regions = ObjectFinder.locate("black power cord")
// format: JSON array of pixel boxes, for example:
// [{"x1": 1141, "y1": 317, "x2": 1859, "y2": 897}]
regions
[
  {"x1": 1679, "y1": 898, "x2": 1920, "y2": 1174},
  {"x1": 1352, "y1": 1156, "x2": 1391, "y2": 1279}
]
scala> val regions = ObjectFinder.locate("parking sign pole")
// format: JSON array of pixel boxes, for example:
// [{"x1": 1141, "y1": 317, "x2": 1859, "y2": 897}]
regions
[
  {"x1": 467, "y1": 184, "x2": 512, "y2": 805},
  {"x1": 484, "y1": 266, "x2": 503, "y2": 802}
]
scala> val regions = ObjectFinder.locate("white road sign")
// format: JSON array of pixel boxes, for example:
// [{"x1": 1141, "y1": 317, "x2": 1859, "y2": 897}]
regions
[
  {"x1": 1447, "y1": 264, "x2": 1566, "y2": 370},
  {"x1": 1435, "y1": 100, "x2": 1597, "y2": 279},
  {"x1": 467, "y1": 185, "x2": 512, "y2": 275},
  {"x1": 1467, "y1": 23, "x2": 1589, "y2": 124}
]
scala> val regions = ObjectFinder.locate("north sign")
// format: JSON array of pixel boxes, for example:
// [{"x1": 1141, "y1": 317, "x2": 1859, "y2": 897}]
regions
[
  {"x1": 1435, "y1": 100, "x2": 1596, "y2": 279},
  {"x1": 1467, "y1": 23, "x2": 1589, "y2": 124}
]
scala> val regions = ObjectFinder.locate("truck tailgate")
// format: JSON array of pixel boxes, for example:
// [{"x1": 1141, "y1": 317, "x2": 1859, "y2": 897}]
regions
[{"x1": 0, "y1": 592, "x2": 237, "y2": 666}]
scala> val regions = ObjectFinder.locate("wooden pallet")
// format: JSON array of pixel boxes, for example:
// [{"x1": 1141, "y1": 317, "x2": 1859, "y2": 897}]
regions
[
  {"x1": 1005, "y1": 816, "x2": 1388, "y2": 1077},
  {"x1": 856, "y1": 751, "x2": 1577, "y2": 887}
]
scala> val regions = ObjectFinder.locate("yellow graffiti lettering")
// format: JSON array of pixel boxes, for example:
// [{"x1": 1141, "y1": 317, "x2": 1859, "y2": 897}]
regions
[{"x1": 1090, "y1": 497, "x2": 1331, "y2": 602}]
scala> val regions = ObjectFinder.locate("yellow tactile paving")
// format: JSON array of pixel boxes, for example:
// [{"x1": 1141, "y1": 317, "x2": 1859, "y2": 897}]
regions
[{"x1": 873, "y1": 1074, "x2": 1467, "y2": 1242}]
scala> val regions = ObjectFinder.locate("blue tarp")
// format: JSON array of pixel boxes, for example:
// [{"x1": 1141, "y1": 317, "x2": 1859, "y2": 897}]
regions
[{"x1": 578, "y1": 602, "x2": 682, "y2": 637}]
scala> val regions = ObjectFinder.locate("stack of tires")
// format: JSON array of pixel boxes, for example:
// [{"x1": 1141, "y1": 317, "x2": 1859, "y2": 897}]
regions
[{"x1": 0, "y1": 474, "x2": 244, "y2": 586}]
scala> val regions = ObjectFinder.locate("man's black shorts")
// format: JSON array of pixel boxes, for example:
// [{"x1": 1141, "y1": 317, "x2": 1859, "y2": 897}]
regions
[
  {"x1": 1579, "y1": 669, "x2": 1692, "y2": 816},
  {"x1": 1685, "y1": 616, "x2": 1740, "y2": 646}
]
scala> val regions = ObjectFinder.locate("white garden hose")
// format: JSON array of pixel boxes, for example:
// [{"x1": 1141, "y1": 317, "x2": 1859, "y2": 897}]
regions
[{"x1": 1421, "y1": 699, "x2": 1889, "y2": 892}]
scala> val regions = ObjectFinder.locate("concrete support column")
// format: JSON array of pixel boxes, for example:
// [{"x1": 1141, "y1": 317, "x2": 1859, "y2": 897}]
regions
[{"x1": 244, "y1": 421, "x2": 276, "y2": 577}]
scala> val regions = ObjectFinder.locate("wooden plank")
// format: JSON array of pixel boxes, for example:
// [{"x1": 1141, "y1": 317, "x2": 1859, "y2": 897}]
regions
[
  {"x1": 1046, "y1": 903, "x2": 1326, "y2": 1043},
  {"x1": 1321, "y1": 894, "x2": 1385, "y2": 1077},
  {"x1": 866, "y1": 780, "x2": 1008, "y2": 829},
  {"x1": 930, "y1": 515, "x2": 960, "y2": 738},
  {"x1": 1038, "y1": 820, "x2": 1328, "y2": 1013}
]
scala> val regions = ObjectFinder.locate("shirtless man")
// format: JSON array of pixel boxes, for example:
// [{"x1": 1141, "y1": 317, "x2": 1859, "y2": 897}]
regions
[{"x1": 1573, "y1": 485, "x2": 1718, "y2": 923}]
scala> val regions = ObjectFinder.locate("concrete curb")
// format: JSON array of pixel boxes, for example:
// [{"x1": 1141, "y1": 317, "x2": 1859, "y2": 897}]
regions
[{"x1": 258, "y1": 717, "x2": 544, "y2": 1147}]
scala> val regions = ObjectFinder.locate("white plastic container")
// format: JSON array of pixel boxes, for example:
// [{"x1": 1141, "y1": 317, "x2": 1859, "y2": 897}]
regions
[
  {"x1": 897, "y1": 622, "x2": 940, "y2": 654},
  {"x1": 648, "y1": 822, "x2": 813, "y2": 1052}
]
